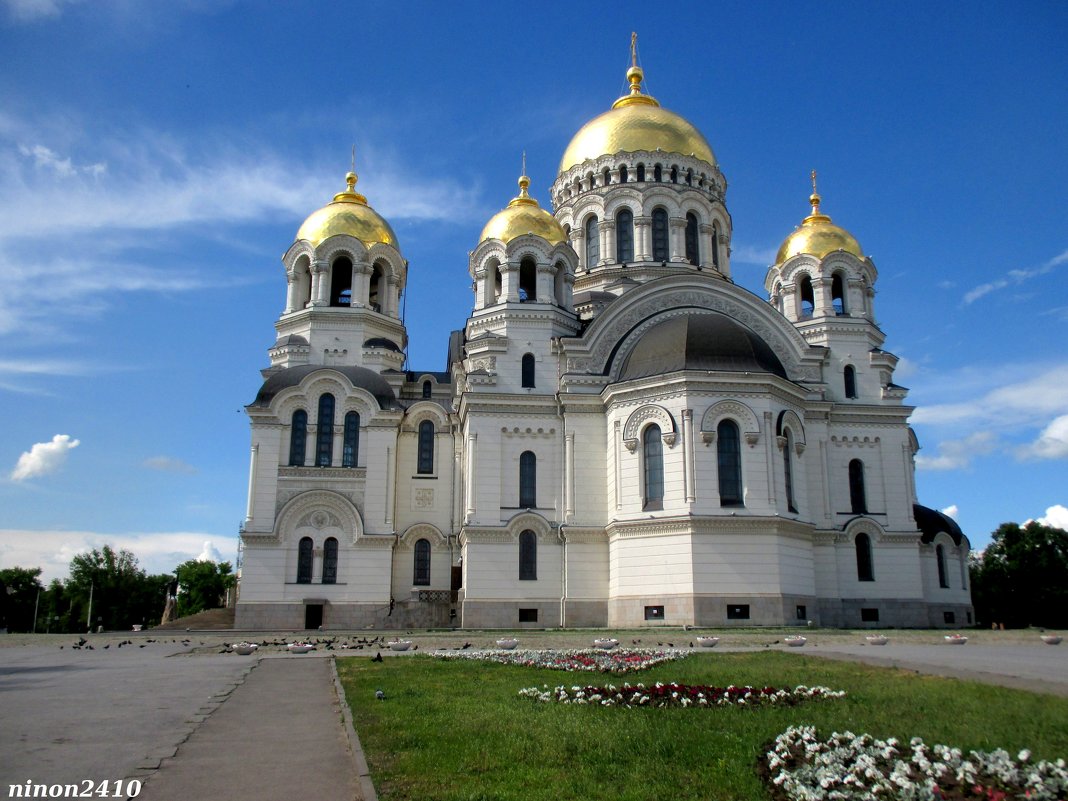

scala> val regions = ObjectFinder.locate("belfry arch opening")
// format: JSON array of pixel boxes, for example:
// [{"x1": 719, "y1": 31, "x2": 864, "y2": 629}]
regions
[
  {"x1": 519, "y1": 257, "x2": 536, "y2": 302},
  {"x1": 330, "y1": 256, "x2": 352, "y2": 307}
]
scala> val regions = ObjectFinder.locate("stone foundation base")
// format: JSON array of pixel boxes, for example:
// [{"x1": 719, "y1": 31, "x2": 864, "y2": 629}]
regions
[
  {"x1": 818, "y1": 598, "x2": 975, "y2": 628},
  {"x1": 235, "y1": 600, "x2": 450, "y2": 631}
]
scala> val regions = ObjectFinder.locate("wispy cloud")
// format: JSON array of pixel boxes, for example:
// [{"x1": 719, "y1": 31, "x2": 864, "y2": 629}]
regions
[
  {"x1": 915, "y1": 431, "x2": 999, "y2": 471},
  {"x1": 962, "y1": 248, "x2": 1068, "y2": 305},
  {"x1": 731, "y1": 243, "x2": 778, "y2": 266},
  {"x1": 9, "y1": 434, "x2": 80, "y2": 481},
  {"x1": 911, "y1": 363, "x2": 1068, "y2": 428},
  {"x1": 2, "y1": 0, "x2": 81, "y2": 23},
  {"x1": 1016, "y1": 415, "x2": 1068, "y2": 461},
  {"x1": 142, "y1": 456, "x2": 197, "y2": 474}
]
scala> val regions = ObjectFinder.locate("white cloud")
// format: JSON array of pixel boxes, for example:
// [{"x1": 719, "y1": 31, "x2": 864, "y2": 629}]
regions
[
  {"x1": 963, "y1": 248, "x2": 1068, "y2": 305},
  {"x1": 142, "y1": 456, "x2": 197, "y2": 474},
  {"x1": 1036, "y1": 504, "x2": 1068, "y2": 532},
  {"x1": 2, "y1": 0, "x2": 80, "y2": 22},
  {"x1": 731, "y1": 243, "x2": 778, "y2": 266},
  {"x1": 893, "y1": 355, "x2": 919, "y2": 381},
  {"x1": 10, "y1": 434, "x2": 80, "y2": 481},
  {"x1": 0, "y1": 529, "x2": 237, "y2": 583},
  {"x1": 911, "y1": 363, "x2": 1068, "y2": 428},
  {"x1": 915, "y1": 431, "x2": 998, "y2": 471},
  {"x1": 1016, "y1": 414, "x2": 1068, "y2": 461},
  {"x1": 197, "y1": 540, "x2": 222, "y2": 563},
  {"x1": 941, "y1": 504, "x2": 959, "y2": 520}
]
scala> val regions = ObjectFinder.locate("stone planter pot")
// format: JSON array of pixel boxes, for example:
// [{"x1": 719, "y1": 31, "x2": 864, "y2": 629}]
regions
[
  {"x1": 231, "y1": 642, "x2": 259, "y2": 655},
  {"x1": 1040, "y1": 635, "x2": 1063, "y2": 645},
  {"x1": 287, "y1": 643, "x2": 314, "y2": 654},
  {"x1": 784, "y1": 636, "x2": 807, "y2": 647},
  {"x1": 944, "y1": 635, "x2": 968, "y2": 645},
  {"x1": 592, "y1": 638, "x2": 619, "y2": 650},
  {"x1": 696, "y1": 636, "x2": 720, "y2": 648},
  {"x1": 495, "y1": 638, "x2": 519, "y2": 650},
  {"x1": 865, "y1": 635, "x2": 889, "y2": 646},
  {"x1": 388, "y1": 640, "x2": 413, "y2": 652},
  {"x1": 132, "y1": 624, "x2": 143, "y2": 632}
]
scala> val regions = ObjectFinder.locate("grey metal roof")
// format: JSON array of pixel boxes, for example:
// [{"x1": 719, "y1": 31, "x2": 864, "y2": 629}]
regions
[
  {"x1": 913, "y1": 504, "x2": 965, "y2": 546},
  {"x1": 250, "y1": 365, "x2": 399, "y2": 410}
]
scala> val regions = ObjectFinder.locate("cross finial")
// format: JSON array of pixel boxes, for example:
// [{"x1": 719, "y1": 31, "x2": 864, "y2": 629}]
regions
[
  {"x1": 351, "y1": 144, "x2": 356, "y2": 173},
  {"x1": 631, "y1": 32, "x2": 638, "y2": 68},
  {"x1": 811, "y1": 169, "x2": 818, "y2": 194},
  {"x1": 522, "y1": 150, "x2": 527, "y2": 177}
]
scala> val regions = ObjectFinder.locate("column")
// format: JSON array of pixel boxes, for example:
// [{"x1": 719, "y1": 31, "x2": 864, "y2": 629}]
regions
[
  {"x1": 668, "y1": 218, "x2": 686, "y2": 262},
  {"x1": 682, "y1": 410, "x2": 695, "y2": 503},
  {"x1": 814, "y1": 277, "x2": 832, "y2": 317},
  {"x1": 598, "y1": 220, "x2": 612, "y2": 266},
  {"x1": 352, "y1": 261, "x2": 371, "y2": 308},
  {"x1": 465, "y1": 433, "x2": 477, "y2": 520},
  {"x1": 564, "y1": 432, "x2": 575, "y2": 523},
  {"x1": 284, "y1": 271, "x2": 298, "y2": 313},
  {"x1": 385, "y1": 445, "x2": 395, "y2": 527},
  {"x1": 537, "y1": 262, "x2": 554, "y2": 304},
  {"x1": 699, "y1": 224, "x2": 716, "y2": 271},
  {"x1": 764, "y1": 412, "x2": 776, "y2": 506},
  {"x1": 571, "y1": 228, "x2": 587, "y2": 269},
  {"x1": 635, "y1": 216, "x2": 652, "y2": 261},
  {"x1": 613, "y1": 420, "x2": 623, "y2": 510},
  {"x1": 245, "y1": 443, "x2": 259, "y2": 523},
  {"x1": 387, "y1": 276, "x2": 400, "y2": 317},
  {"x1": 310, "y1": 259, "x2": 330, "y2": 306},
  {"x1": 503, "y1": 261, "x2": 520, "y2": 302}
]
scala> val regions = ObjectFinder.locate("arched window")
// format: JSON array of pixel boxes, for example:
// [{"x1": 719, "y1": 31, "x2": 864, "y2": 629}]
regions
[
  {"x1": 322, "y1": 537, "x2": 338, "y2": 584},
  {"x1": 718, "y1": 420, "x2": 743, "y2": 506},
  {"x1": 602, "y1": 167, "x2": 611, "y2": 186},
  {"x1": 296, "y1": 536, "x2": 313, "y2": 584},
  {"x1": 844, "y1": 365, "x2": 858, "y2": 399},
  {"x1": 422, "y1": 380, "x2": 432, "y2": 399},
  {"x1": 832, "y1": 273, "x2": 848, "y2": 315},
  {"x1": 849, "y1": 459, "x2": 867, "y2": 514},
  {"x1": 417, "y1": 420, "x2": 435, "y2": 474},
  {"x1": 289, "y1": 410, "x2": 307, "y2": 466},
  {"x1": 519, "y1": 450, "x2": 537, "y2": 508},
  {"x1": 616, "y1": 208, "x2": 634, "y2": 263},
  {"x1": 670, "y1": 166, "x2": 678, "y2": 183},
  {"x1": 585, "y1": 216, "x2": 599, "y2": 268},
  {"x1": 784, "y1": 430, "x2": 797, "y2": 513},
  {"x1": 342, "y1": 412, "x2": 360, "y2": 468},
  {"x1": 636, "y1": 164, "x2": 646, "y2": 182},
  {"x1": 491, "y1": 261, "x2": 503, "y2": 304},
  {"x1": 518, "y1": 257, "x2": 536, "y2": 302},
  {"x1": 519, "y1": 530, "x2": 537, "y2": 580},
  {"x1": 619, "y1": 164, "x2": 628, "y2": 183},
  {"x1": 369, "y1": 264, "x2": 383, "y2": 312},
  {"x1": 685, "y1": 212, "x2": 699, "y2": 265},
  {"x1": 653, "y1": 165, "x2": 662, "y2": 182},
  {"x1": 642, "y1": 425, "x2": 664, "y2": 510},
  {"x1": 414, "y1": 539, "x2": 431, "y2": 586},
  {"x1": 652, "y1": 208, "x2": 669, "y2": 262},
  {"x1": 799, "y1": 275, "x2": 815, "y2": 318},
  {"x1": 936, "y1": 544, "x2": 949, "y2": 588},
  {"x1": 521, "y1": 353, "x2": 535, "y2": 388},
  {"x1": 855, "y1": 532, "x2": 874, "y2": 582},
  {"x1": 330, "y1": 257, "x2": 352, "y2": 307},
  {"x1": 316, "y1": 394, "x2": 334, "y2": 467},
  {"x1": 710, "y1": 224, "x2": 720, "y2": 270},
  {"x1": 685, "y1": 168, "x2": 693, "y2": 186}
]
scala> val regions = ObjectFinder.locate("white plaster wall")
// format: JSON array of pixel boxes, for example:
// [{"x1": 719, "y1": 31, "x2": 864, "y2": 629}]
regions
[
  {"x1": 464, "y1": 538, "x2": 562, "y2": 600},
  {"x1": 690, "y1": 534, "x2": 812, "y2": 595},
  {"x1": 610, "y1": 534, "x2": 694, "y2": 596},
  {"x1": 834, "y1": 540, "x2": 924, "y2": 598},
  {"x1": 564, "y1": 539, "x2": 609, "y2": 599}
]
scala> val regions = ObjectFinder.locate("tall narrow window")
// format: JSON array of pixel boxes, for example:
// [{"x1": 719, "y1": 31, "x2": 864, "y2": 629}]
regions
[
  {"x1": 316, "y1": 393, "x2": 334, "y2": 467},
  {"x1": 585, "y1": 216, "x2": 599, "y2": 268},
  {"x1": 784, "y1": 430, "x2": 797, "y2": 513},
  {"x1": 322, "y1": 537, "x2": 338, "y2": 584},
  {"x1": 616, "y1": 208, "x2": 634, "y2": 263},
  {"x1": 670, "y1": 166, "x2": 678, "y2": 183},
  {"x1": 330, "y1": 257, "x2": 352, "y2": 307},
  {"x1": 636, "y1": 164, "x2": 646, "y2": 182},
  {"x1": 642, "y1": 425, "x2": 664, "y2": 510},
  {"x1": 653, "y1": 165, "x2": 662, "y2": 182},
  {"x1": 832, "y1": 273, "x2": 848, "y2": 315},
  {"x1": 718, "y1": 419, "x2": 743, "y2": 506},
  {"x1": 849, "y1": 459, "x2": 867, "y2": 514},
  {"x1": 519, "y1": 451, "x2": 537, "y2": 508},
  {"x1": 856, "y1": 532, "x2": 874, "y2": 581},
  {"x1": 422, "y1": 380, "x2": 432, "y2": 398},
  {"x1": 685, "y1": 212, "x2": 699, "y2": 265},
  {"x1": 519, "y1": 258, "x2": 536, "y2": 302},
  {"x1": 519, "y1": 530, "x2": 537, "y2": 580},
  {"x1": 799, "y1": 275, "x2": 815, "y2": 318},
  {"x1": 521, "y1": 353, "x2": 535, "y2": 388},
  {"x1": 710, "y1": 224, "x2": 720, "y2": 270},
  {"x1": 369, "y1": 264, "x2": 383, "y2": 312},
  {"x1": 844, "y1": 365, "x2": 858, "y2": 399},
  {"x1": 619, "y1": 164, "x2": 628, "y2": 183},
  {"x1": 652, "y1": 208, "x2": 669, "y2": 262},
  {"x1": 417, "y1": 420, "x2": 434, "y2": 474},
  {"x1": 342, "y1": 411, "x2": 360, "y2": 467},
  {"x1": 602, "y1": 167, "x2": 611, "y2": 186},
  {"x1": 414, "y1": 539, "x2": 431, "y2": 586},
  {"x1": 296, "y1": 537, "x2": 313, "y2": 584},
  {"x1": 936, "y1": 544, "x2": 949, "y2": 588},
  {"x1": 289, "y1": 410, "x2": 307, "y2": 466}
]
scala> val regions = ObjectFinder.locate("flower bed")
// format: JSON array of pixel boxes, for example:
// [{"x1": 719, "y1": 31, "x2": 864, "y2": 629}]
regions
[
  {"x1": 435, "y1": 648, "x2": 680, "y2": 673},
  {"x1": 519, "y1": 682, "x2": 845, "y2": 708},
  {"x1": 763, "y1": 725, "x2": 1068, "y2": 801}
]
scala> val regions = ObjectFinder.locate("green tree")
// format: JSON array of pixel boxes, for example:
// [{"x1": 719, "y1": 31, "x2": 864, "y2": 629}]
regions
[
  {"x1": 970, "y1": 521, "x2": 1068, "y2": 628},
  {"x1": 0, "y1": 566, "x2": 44, "y2": 632},
  {"x1": 66, "y1": 546, "x2": 166, "y2": 631},
  {"x1": 174, "y1": 559, "x2": 234, "y2": 617}
]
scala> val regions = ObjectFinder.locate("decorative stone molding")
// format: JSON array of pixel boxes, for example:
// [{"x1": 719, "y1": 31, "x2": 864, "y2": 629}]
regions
[
  {"x1": 700, "y1": 400, "x2": 760, "y2": 446},
  {"x1": 399, "y1": 523, "x2": 447, "y2": 548},
  {"x1": 622, "y1": 404, "x2": 676, "y2": 443},
  {"x1": 274, "y1": 489, "x2": 364, "y2": 545},
  {"x1": 501, "y1": 426, "x2": 557, "y2": 438}
]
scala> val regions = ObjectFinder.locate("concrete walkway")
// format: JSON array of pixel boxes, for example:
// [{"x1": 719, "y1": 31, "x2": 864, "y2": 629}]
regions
[{"x1": 139, "y1": 656, "x2": 364, "y2": 801}]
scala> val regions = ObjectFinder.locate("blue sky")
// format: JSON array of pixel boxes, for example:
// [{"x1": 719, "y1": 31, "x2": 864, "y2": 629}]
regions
[{"x1": 1, "y1": 1, "x2": 1065, "y2": 582}]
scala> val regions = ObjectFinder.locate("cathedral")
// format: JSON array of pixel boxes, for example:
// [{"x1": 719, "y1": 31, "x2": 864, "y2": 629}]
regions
[{"x1": 234, "y1": 50, "x2": 974, "y2": 631}]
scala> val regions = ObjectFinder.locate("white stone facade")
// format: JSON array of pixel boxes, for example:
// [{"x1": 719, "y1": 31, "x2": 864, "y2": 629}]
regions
[{"x1": 235, "y1": 65, "x2": 972, "y2": 631}]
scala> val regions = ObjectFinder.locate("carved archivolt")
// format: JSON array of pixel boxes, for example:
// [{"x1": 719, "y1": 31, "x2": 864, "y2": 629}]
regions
[
  {"x1": 401, "y1": 401, "x2": 450, "y2": 432},
  {"x1": 775, "y1": 409, "x2": 807, "y2": 455},
  {"x1": 275, "y1": 489, "x2": 364, "y2": 545},
  {"x1": 504, "y1": 511, "x2": 554, "y2": 541},
  {"x1": 399, "y1": 523, "x2": 448, "y2": 548},
  {"x1": 843, "y1": 516, "x2": 887, "y2": 544},
  {"x1": 700, "y1": 400, "x2": 760, "y2": 446},
  {"x1": 622, "y1": 404, "x2": 676, "y2": 451}
]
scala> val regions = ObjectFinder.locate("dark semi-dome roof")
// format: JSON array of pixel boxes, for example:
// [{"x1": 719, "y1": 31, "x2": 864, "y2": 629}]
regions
[
  {"x1": 913, "y1": 504, "x2": 965, "y2": 546},
  {"x1": 251, "y1": 365, "x2": 398, "y2": 410},
  {"x1": 619, "y1": 312, "x2": 787, "y2": 381}
]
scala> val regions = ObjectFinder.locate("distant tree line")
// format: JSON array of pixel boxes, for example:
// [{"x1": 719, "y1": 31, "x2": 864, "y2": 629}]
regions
[{"x1": 0, "y1": 546, "x2": 234, "y2": 633}]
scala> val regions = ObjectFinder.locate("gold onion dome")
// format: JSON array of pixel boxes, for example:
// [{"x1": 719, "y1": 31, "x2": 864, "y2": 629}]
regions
[
  {"x1": 558, "y1": 55, "x2": 716, "y2": 174},
  {"x1": 775, "y1": 175, "x2": 863, "y2": 264},
  {"x1": 296, "y1": 171, "x2": 399, "y2": 249},
  {"x1": 479, "y1": 173, "x2": 567, "y2": 245}
]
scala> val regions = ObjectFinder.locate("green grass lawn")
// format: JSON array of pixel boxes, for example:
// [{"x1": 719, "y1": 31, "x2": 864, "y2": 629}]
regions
[{"x1": 336, "y1": 652, "x2": 1068, "y2": 801}]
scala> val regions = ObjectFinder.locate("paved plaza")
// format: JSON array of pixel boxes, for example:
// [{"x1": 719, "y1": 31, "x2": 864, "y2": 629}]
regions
[{"x1": 0, "y1": 631, "x2": 1064, "y2": 800}]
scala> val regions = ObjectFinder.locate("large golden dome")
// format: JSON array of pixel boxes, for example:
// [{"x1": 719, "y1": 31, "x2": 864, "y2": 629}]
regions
[
  {"x1": 480, "y1": 173, "x2": 567, "y2": 245},
  {"x1": 775, "y1": 178, "x2": 863, "y2": 264},
  {"x1": 558, "y1": 63, "x2": 716, "y2": 174},
  {"x1": 296, "y1": 172, "x2": 399, "y2": 250}
]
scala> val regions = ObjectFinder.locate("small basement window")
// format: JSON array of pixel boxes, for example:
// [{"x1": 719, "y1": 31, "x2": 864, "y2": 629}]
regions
[
  {"x1": 943, "y1": 611, "x2": 956, "y2": 625},
  {"x1": 796, "y1": 605, "x2": 807, "y2": 621},
  {"x1": 861, "y1": 607, "x2": 880, "y2": 622},
  {"x1": 518, "y1": 608, "x2": 538, "y2": 623},
  {"x1": 644, "y1": 605, "x2": 665, "y2": 621},
  {"x1": 727, "y1": 604, "x2": 750, "y2": 620}
]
